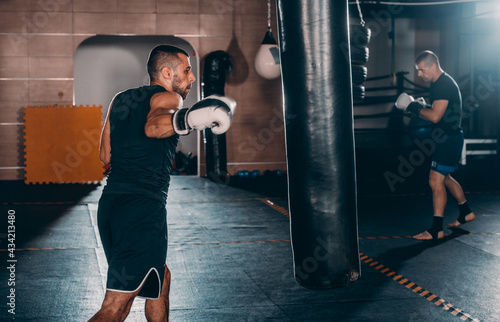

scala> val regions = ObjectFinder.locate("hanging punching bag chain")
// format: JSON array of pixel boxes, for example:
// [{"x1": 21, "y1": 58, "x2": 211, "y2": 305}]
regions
[
  {"x1": 356, "y1": 0, "x2": 365, "y2": 26},
  {"x1": 267, "y1": 0, "x2": 272, "y2": 30}
]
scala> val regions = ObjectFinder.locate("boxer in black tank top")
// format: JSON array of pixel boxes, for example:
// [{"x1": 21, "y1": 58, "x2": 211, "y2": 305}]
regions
[{"x1": 90, "y1": 44, "x2": 235, "y2": 321}]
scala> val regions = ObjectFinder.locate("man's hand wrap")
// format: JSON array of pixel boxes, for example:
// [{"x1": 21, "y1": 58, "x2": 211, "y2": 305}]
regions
[
  {"x1": 172, "y1": 95, "x2": 236, "y2": 136},
  {"x1": 171, "y1": 108, "x2": 190, "y2": 135},
  {"x1": 415, "y1": 97, "x2": 431, "y2": 109},
  {"x1": 395, "y1": 93, "x2": 429, "y2": 117},
  {"x1": 406, "y1": 102, "x2": 424, "y2": 117}
]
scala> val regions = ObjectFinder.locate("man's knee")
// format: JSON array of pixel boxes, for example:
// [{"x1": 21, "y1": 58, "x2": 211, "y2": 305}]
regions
[
  {"x1": 90, "y1": 305, "x2": 129, "y2": 322},
  {"x1": 429, "y1": 171, "x2": 445, "y2": 189},
  {"x1": 98, "y1": 306, "x2": 124, "y2": 318},
  {"x1": 103, "y1": 291, "x2": 137, "y2": 314},
  {"x1": 104, "y1": 290, "x2": 136, "y2": 304},
  {"x1": 161, "y1": 265, "x2": 171, "y2": 294}
]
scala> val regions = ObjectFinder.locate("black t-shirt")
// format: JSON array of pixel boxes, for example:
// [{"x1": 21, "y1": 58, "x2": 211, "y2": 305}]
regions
[
  {"x1": 429, "y1": 72, "x2": 463, "y2": 134},
  {"x1": 103, "y1": 85, "x2": 179, "y2": 205}
]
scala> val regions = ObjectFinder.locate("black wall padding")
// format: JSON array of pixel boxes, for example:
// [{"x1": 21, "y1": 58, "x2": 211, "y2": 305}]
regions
[
  {"x1": 276, "y1": 0, "x2": 360, "y2": 289},
  {"x1": 202, "y1": 51, "x2": 232, "y2": 181}
]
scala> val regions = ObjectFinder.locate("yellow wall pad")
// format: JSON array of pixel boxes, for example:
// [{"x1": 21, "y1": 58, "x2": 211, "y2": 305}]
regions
[{"x1": 24, "y1": 105, "x2": 104, "y2": 184}]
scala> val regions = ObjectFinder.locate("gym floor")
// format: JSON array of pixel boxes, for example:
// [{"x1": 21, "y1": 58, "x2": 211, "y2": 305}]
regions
[{"x1": 1, "y1": 149, "x2": 499, "y2": 321}]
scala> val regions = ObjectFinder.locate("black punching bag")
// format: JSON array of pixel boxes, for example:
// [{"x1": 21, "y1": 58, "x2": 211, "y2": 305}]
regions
[
  {"x1": 276, "y1": 0, "x2": 360, "y2": 289},
  {"x1": 202, "y1": 51, "x2": 232, "y2": 181}
]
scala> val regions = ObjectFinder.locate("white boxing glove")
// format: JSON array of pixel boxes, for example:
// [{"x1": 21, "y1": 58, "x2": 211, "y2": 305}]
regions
[
  {"x1": 395, "y1": 93, "x2": 426, "y2": 117},
  {"x1": 172, "y1": 95, "x2": 236, "y2": 135},
  {"x1": 395, "y1": 93, "x2": 414, "y2": 111}
]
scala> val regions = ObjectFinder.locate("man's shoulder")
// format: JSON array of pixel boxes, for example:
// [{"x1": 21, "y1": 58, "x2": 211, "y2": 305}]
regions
[
  {"x1": 433, "y1": 72, "x2": 458, "y2": 91},
  {"x1": 114, "y1": 86, "x2": 166, "y2": 104},
  {"x1": 438, "y1": 72, "x2": 458, "y2": 86},
  {"x1": 118, "y1": 85, "x2": 165, "y2": 95}
]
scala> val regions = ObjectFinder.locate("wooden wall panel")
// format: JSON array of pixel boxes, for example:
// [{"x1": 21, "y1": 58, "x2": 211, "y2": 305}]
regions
[
  {"x1": 27, "y1": 0, "x2": 73, "y2": 12},
  {"x1": 0, "y1": 169, "x2": 23, "y2": 181},
  {"x1": 117, "y1": 13, "x2": 156, "y2": 34},
  {"x1": 0, "y1": 80, "x2": 29, "y2": 102},
  {"x1": 233, "y1": 0, "x2": 269, "y2": 16},
  {"x1": 0, "y1": 126, "x2": 24, "y2": 167},
  {"x1": 28, "y1": 36, "x2": 74, "y2": 57},
  {"x1": 28, "y1": 80, "x2": 74, "y2": 103},
  {"x1": 0, "y1": 102, "x2": 28, "y2": 123},
  {"x1": 198, "y1": 37, "x2": 232, "y2": 57},
  {"x1": 73, "y1": 0, "x2": 117, "y2": 13},
  {"x1": 157, "y1": 0, "x2": 199, "y2": 14},
  {"x1": 26, "y1": 12, "x2": 73, "y2": 34},
  {"x1": 73, "y1": 13, "x2": 118, "y2": 34},
  {"x1": 199, "y1": 0, "x2": 230, "y2": 15},
  {"x1": 0, "y1": 0, "x2": 28, "y2": 12},
  {"x1": 0, "y1": 12, "x2": 27, "y2": 33},
  {"x1": 117, "y1": 0, "x2": 157, "y2": 13},
  {"x1": 226, "y1": 122, "x2": 286, "y2": 163},
  {"x1": 235, "y1": 13, "x2": 269, "y2": 36},
  {"x1": 0, "y1": 35, "x2": 28, "y2": 56},
  {"x1": 0, "y1": 57, "x2": 29, "y2": 78},
  {"x1": 156, "y1": 14, "x2": 200, "y2": 35},
  {"x1": 199, "y1": 14, "x2": 234, "y2": 36},
  {"x1": 231, "y1": 79, "x2": 282, "y2": 123},
  {"x1": 73, "y1": 35, "x2": 91, "y2": 53},
  {"x1": 28, "y1": 57, "x2": 73, "y2": 78}
]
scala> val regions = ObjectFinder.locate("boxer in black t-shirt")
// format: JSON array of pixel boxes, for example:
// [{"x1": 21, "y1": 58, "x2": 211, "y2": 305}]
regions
[{"x1": 395, "y1": 51, "x2": 475, "y2": 240}]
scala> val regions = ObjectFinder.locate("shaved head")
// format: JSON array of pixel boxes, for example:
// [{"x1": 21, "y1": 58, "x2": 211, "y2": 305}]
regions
[
  {"x1": 415, "y1": 50, "x2": 440, "y2": 68},
  {"x1": 147, "y1": 45, "x2": 190, "y2": 82}
]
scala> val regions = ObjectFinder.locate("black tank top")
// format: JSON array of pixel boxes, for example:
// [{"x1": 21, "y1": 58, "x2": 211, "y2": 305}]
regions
[{"x1": 103, "y1": 85, "x2": 179, "y2": 204}]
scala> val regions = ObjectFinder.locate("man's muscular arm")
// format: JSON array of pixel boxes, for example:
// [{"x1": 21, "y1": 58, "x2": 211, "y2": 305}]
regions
[
  {"x1": 145, "y1": 91, "x2": 183, "y2": 139},
  {"x1": 99, "y1": 97, "x2": 115, "y2": 165},
  {"x1": 419, "y1": 99, "x2": 448, "y2": 123}
]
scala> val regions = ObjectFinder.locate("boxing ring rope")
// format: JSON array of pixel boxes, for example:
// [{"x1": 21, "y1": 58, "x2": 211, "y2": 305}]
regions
[{"x1": 353, "y1": 72, "x2": 432, "y2": 135}]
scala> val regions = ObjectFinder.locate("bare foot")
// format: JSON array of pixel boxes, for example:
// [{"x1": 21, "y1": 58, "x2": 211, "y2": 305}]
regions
[
  {"x1": 448, "y1": 212, "x2": 476, "y2": 227},
  {"x1": 413, "y1": 230, "x2": 444, "y2": 240}
]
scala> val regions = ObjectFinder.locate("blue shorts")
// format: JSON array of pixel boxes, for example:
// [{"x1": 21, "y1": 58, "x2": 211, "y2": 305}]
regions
[
  {"x1": 97, "y1": 193, "x2": 168, "y2": 299},
  {"x1": 431, "y1": 133, "x2": 464, "y2": 176}
]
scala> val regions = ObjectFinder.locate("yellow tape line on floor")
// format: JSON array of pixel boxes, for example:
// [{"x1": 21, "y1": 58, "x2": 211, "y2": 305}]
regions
[{"x1": 360, "y1": 252, "x2": 480, "y2": 322}]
